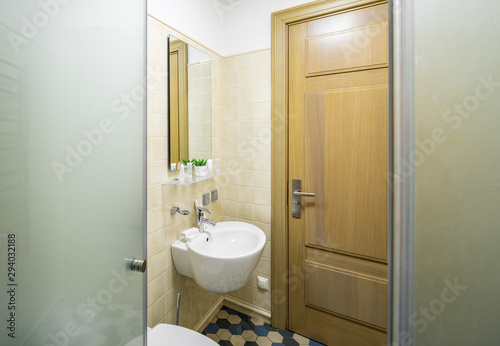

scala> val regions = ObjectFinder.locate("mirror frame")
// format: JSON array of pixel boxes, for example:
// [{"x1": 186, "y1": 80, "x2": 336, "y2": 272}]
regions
[{"x1": 168, "y1": 36, "x2": 189, "y2": 164}]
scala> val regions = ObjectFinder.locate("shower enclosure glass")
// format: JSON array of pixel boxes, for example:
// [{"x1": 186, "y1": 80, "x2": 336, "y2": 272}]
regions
[
  {"x1": 0, "y1": 0, "x2": 146, "y2": 345},
  {"x1": 397, "y1": 0, "x2": 500, "y2": 344}
]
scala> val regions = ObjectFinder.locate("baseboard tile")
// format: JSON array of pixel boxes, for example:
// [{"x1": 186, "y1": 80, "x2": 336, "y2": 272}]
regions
[
  {"x1": 223, "y1": 296, "x2": 271, "y2": 324},
  {"x1": 194, "y1": 296, "x2": 224, "y2": 333}
]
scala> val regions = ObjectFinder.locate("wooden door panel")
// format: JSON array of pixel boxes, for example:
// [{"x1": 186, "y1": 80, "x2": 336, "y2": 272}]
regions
[
  {"x1": 305, "y1": 85, "x2": 388, "y2": 261},
  {"x1": 306, "y1": 3, "x2": 388, "y2": 76},
  {"x1": 305, "y1": 261, "x2": 387, "y2": 329},
  {"x1": 306, "y1": 21, "x2": 388, "y2": 76},
  {"x1": 306, "y1": 308, "x2": 387, "y2": 346},
  {"x1": 307, "y1": 3, "x2": 388, "y2": 37}
]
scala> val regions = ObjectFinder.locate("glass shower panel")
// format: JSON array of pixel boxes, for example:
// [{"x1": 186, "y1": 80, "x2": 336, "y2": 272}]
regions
[
  {"x1": 0, "y1": 0, "x2": 146, "y2": 345},
  {"x1": 413, "y1": 0, "x2": 500, "y2": 344}
]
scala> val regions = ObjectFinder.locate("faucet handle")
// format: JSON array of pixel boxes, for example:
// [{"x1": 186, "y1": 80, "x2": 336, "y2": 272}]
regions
[{"x1": 196, "y1": 206, "x2": 213, "y2": 215}]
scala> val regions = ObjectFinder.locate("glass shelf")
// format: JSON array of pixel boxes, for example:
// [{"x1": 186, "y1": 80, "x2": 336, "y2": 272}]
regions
[{"x1": 162, "y1": 171, "x2": 229, "y2": 186}]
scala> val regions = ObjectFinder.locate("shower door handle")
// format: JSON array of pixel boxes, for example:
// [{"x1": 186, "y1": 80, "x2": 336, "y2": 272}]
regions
[
  {"x1": 128, "y1": 258, "x2": 147, "y2": 273},
  {"x1": 292, "y1": 179, "x2": 315, "y2": 218}
]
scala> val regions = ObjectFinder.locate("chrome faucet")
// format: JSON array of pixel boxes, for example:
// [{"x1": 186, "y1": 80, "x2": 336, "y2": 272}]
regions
[{"x1": 196, "y1": 206, "x2": 216, "y2": 232}]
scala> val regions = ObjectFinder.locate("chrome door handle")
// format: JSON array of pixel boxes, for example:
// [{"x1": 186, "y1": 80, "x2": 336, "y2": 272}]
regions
[
  {"x1": 292, "y1": 179, "x2": 315, "y2": 218},
  {"x1": 293, "y1": 191, "x2": 316, "y2": 197}
]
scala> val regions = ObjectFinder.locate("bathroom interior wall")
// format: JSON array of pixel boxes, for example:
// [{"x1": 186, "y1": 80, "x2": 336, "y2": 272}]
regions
[
  {"x1": 147, "y1": 13, "x2": 274, "y2": 329},
  {"x1": 414, "y1": 0, "x2": 500, "y2": 344},
  {"x1": 147, "y1": 16, "x2": 223, "y2": 330},
  {"x1": 216, "y1": 49, "x2": 272, "y2": 313}
]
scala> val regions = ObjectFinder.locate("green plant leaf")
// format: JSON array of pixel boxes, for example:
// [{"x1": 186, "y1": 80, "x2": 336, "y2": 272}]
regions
[{"x1": 190, "y1": 158, "x2": 207, "y2": 166}]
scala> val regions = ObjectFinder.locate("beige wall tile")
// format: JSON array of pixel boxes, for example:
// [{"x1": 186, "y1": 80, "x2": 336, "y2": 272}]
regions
[
  {"x1": 237, "y1": 87, "x2": 253, "y2": 104},
  {"x1": 150, "y1": 184, "x2": 163, "y2": 209},
  {"x1": 150, "y1": 206, "x2": 165, "y2": 233},
  {"x1": 148, "y1": 42, "x2": 168, "y2": 70},
  {"x1": 237, "y1": 54, "x2": 254, "y2": 72},
  {"x1": 148, "y1": 273, "x2": 168, "y2": 305},
  {"x1": 238, "y1": 154, "x2": 255, "y2": 170},
  {"x1": 237, "y1": 104, "x2": 253, "y2": 120},
  {"x1": 253, "y1": 289, "x2": 271, "y2": 312},
  {"x1": 237, "y1": 121, "x2": 254, "y2": 138},
  {"x1": 254, "y1": 172, "x2": 271, "y2": 189},
  {"x1": 237, "y1": 70, "x2": 254, "y2": 88},
  {"x1": 254, "y1": 154, "x2": 271, "y2": 172},
  {"x1": 254, "y1": 205, "x2": 271, "y2": 224},
  {"x1": 150, "y1": 228, "x2": 166, "y2": 257},
  {"x1": 254, "y1": 50, "x2": 271, "y2": 69},
  {"x1": 148, "y1": 250, "x2": 168, "y2": 281},
  {"x1": 256, "y1": 257, "x2": 271, "y2": 276},
  {"x1": 147, "y1": 17, "x2": 167, "y2": 48},
  {"x1": 147, "y1": 113, "x2": 168, "y2": 137},
  {"x1": 238, "y1": 202, "x2": 254, "y2": 220},
  {"x1": 151, "y1": 295, "x2": 168, "y2": 327},
  {"x1": 254, "y1": 68, "x2": 271, "y2": 87},
  {"x1": 225, "y1": 185, "x2": 238, "y2": 201},
  {"x1": 254, "y1": 188, "x2": 271, "y2": 206},
  {"x1": 253, "y1": 102, "x2": 270, "y2": 120},
  {"x1": 253, "y1": 120, "x2": 271, "y2": 137},
  {"x1": 223, "y1": 56, "x2": 238, "y2": 74},
  {"x1": 223, "y1": 89, "x2": 237, "y2": 105},
  {"x1": 223, "y1": 105, "x2": 238, "y2": 121},
  {"x1": 238, "y1": 170, "x2": 254, "y2": 187},
  {"x1": 224, "y1": 200, "x2": 238, "y2": 218},
  {"x1": 148, "y1": 89, "x2": 168, "y2": 115},
  {"x1": 253, "y1": 85, "x2": 271, "y2": 103},
  {"x1": 238, "y1": 186, "x2": 254, "y2": 204}
]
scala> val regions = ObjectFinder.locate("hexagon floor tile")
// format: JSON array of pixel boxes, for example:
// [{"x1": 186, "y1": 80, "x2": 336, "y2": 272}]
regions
[{"x1": 203, "y1": 306, "x2": 326, "y2": 346}]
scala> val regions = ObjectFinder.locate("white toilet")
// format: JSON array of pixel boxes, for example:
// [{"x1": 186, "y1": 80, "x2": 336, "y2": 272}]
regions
[
  {"x1": 125, "y1": 324, "x2": 218, "y2": 346},
  {"x1": 148, "y1": 324, "x2": 218, "y2": 345}
]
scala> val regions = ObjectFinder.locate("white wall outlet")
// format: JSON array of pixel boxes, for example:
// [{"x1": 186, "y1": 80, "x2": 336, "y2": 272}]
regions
[{"x1": 257, "y1": 276, "x2": 269, "y2": 291}]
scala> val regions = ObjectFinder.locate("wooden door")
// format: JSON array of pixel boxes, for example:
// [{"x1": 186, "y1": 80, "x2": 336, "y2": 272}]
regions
[{"x1": 288, "y1": 3, "x2": 389, "y2": 345}]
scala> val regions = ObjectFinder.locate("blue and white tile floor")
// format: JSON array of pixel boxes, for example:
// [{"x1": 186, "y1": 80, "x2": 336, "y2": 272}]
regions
[{"x1": 202, "y1": 305, "x2": 326, "y2": 346}]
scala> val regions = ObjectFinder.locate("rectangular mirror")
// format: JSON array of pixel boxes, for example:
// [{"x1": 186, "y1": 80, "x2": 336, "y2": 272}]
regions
[{"x1": 168, "y1": 35, "x2": 212, "y2": 165}]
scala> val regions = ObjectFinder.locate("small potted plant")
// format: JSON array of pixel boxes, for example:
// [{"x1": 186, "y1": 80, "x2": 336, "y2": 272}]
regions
[{"x1": 183, "y1": 158, "x2": 208, "y2": 177}]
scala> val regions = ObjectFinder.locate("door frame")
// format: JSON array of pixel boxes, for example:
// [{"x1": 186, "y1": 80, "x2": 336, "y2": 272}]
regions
[{"x1": 270, "y1": 0, "x2": 397, "y2": 338}]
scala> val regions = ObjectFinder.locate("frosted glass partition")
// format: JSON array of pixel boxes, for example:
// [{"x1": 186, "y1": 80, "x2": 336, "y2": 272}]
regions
[
  {"x1": 413, "y1": 0, "x2": 500, "y2": 344},
  {"x1": 0, "y1": 1, "x2": 146, "y2": 345}
]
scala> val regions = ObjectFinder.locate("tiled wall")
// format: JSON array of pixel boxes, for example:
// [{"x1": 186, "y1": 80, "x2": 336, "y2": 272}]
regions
[
  {"x1": 215, "y1": 50, "x2": 272, "y2": 313},
  {"x1": 147, "y1": 16, "x2": 223, "y2": 330},
  {"x1": 188, "y1": 60, "x2": 212, "y2": 159},
  {"x1": 147, "y1": 15, "x2": 272, "y2": 330}
]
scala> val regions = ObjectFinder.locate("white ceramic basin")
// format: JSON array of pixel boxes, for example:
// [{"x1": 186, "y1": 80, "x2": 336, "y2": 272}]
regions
[{"x1": 171, "y1": 222, "x2": 266, "y2": 295}]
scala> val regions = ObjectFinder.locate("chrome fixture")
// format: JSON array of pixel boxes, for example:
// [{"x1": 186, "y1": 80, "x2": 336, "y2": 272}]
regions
[
  {"x1": 176, "y1": 292, "x2": 181, "y2": 326},
  {"x1": 128, "y1": 258, "x2": 147, "y2": 273},
  {"x1": 196, "y1": 206, "x2": 216, "y2": 232},
  {"x1": 170, "y1": 206, "x2": 191, "y2": 215},
  {"x1": 292, "y1": 179, "x2": 316, "y2": 218}
]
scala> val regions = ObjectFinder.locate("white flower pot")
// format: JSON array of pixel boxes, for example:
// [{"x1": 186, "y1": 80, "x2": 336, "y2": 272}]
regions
[{"x1": 194, "y1": 166, "x2": 208, "y2": 177}]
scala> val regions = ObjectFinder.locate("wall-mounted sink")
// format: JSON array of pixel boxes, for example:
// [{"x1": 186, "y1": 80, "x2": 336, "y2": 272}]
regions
[{"x1": 171, "y1": 222, "x2": 266, "y2": 295}]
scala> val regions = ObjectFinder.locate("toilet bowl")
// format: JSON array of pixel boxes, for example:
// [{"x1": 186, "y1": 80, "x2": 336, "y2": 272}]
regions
[
  {"x1": 148, "y1": 324, "x2": 218, "y2": 345},
  {"x1": 124, "y1": 324, "x2": 218, "y2": 346}
]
